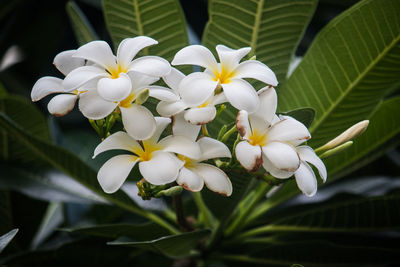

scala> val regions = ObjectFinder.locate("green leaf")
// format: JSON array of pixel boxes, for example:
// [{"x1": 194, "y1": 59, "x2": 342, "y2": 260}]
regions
[
  {"x1": 62, "y1": 222, "x2": 170, "y2": 241},
  {"x1": 0, "y1": 163, "x2": 107, "y2": 204},
  {"x1": 66, "y1": 1, "x2": 99, "y2": 45},
  {"x1": 0, "y1": 95, "x2": 50, "y2": 163},
  {"x1": 278, "y1": 0, "x2": 400, "y2": 148},
  {"x1": 326, "y1": 96, "x2": 400, "y2": 179},
  {"x1": 108, "y1": 229, "x2": 210, "y2": 259},
  {"x1": 31, "y1": 203, "x2": 63, "y2": 249},
  {"x1": 0, "y1": 191, "x2": 12, "y2": 234},
  {"x1": 202, "y1": 0, "x2": 318, "y2": 82},
  {"x1": 102, "y1": 0, "x2": 190, "y2": 64},
  {"x1": 0, "y1": 229, "x2": 18, "y2": 253},
  {"x1": 282, "y1": 107, "x2": 315, "y2": 128},
  {"x1": 0, "y1": 112, "x2": 142, "y2": 215},
  {"x1": 246, "y1": 193, "x2": 400, "y2": 235}
]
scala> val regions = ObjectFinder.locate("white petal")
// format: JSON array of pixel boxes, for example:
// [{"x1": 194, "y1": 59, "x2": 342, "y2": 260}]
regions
[
  {"x1": 79, "y1": 89, "x2": 118, "y2": 120},
  {"x1": 31, "y1": 77, "x2": 64, "y2": 101},
  {"x1": 98, "y1": 155, "x2": 139, "y2": 193},
  {"x1": 129, "y1": 56, "x2": 171, "y2": 77},
  {"x1": 139, "y1": 151, "x2": 183, "y2": 185},
  {"x1": 73, "y1": 40, "x2": 117, "y2": 70},
  {"x1": 193, "y1": 163, "x2": 232, "y2": 196},
  {"x1": 120, "y1": 104, "x2": 156, "y2": 140},
  {"x1": 297, "y1": 146, "x2": 327, "y2": 182},
  {"x1": 128, "y1": 71, "x2": 159, "y2": 89},
  {"x1": 158, "y1": 135, "x2": 201, "y2": 159},
  {"x1": 177, "y1": 167, "x2": 204, "y2": 192},
  {"x1": 172, "y1": 112, "x2": 200, "y2": 141},
  {"x1": 157, "y1": 100, "x2": 187, "y2": 117},
  {"x1": 197, "y1": 137, "x2": 231, "y2": 161},
  {"x1": 295, "y1": 162, "x2": 317, "y2": 197},
  {"x1": 97, "y1": 73, "x2": 132, "y2": 102},
  {"x1": 262, "y1": 141, "x2": 300, "y2": 172},
  {"x1": 235, "y1": 60, "x2": 278, "y2": 86},
  {"x1": 93, "y1": 131, "x2": 142, "y2": 158},
  {"x1": 117, "y1": 36, "x2": 158, "y2": 68},
  {"x1": 235, "y1": 141, "x2": 263, "y2": 172},
  {"x1": 63, "y1": 65, "x2": 106, "y2": 91},
  {"x1": 148, "y1": 86, "x2": 180, "y2": 101},
  {"x1": 216, "y1": 45, "x2": 251, "y2": 70},
  {"x1": 255, "y1": 86, "x2": 277, "y2": 124},
  {"x1": 53, "y1": 50, "x2": 85, "y2": 76},
  {"x1": 212, "y1": 92, "x2": 227, "y2": 105},
  {"x1": 148, "y1": 117, "x2": 171, "y2": 142},
  {"x1": 248, "y1": 114, "x2": 269, "y2": 135},
  {"x1": 262, "y1": 153, "x2": 294, "y2": 179},
  {"x1": 179, "y1": 72, "x2": 218, "y2": 107},
  {"x1": 163, "y1": 67, "x2": 185, "y2": 92},
  {"x1": 268, "y1": 117, "x2": 310, "y2": 144},
  {"x1": 172, "y1": 45, "x2": 218, "y2": 72},
  {"x1": 236, "y1": 110, "x2": 251, "y2": 139},
  {"x1": 184, "y1": 106, "x2": 216, "y2": 125},
  {"x1": 47, "y1": 94, "x2": 77, "y2": 116},
  {"x1": 222, "y1": 78, "x2": 259, "y2": 113}
]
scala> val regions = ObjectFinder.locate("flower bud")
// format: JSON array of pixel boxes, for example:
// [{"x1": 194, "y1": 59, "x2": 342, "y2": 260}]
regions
[
  {"x1": 316, "y1": 120, "x2": 369, "y2": 152},
  {"x1": 319, "y1": 141, "x2": 353, "y2": 159},
  {"x1": 155, "y1": 186, "x2": 183, "y2": 198},
  {"x1": 135, "y1": 88, "x2": 149, "y2": 105}
]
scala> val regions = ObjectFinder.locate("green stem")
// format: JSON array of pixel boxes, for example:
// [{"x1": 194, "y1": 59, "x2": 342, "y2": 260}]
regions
[
  {"x1": 144, "y1": 211, "x2": 180, "y2": 235},
  {"x1": 192, "y1": 192, "x2": 214, "y2": 228},
  {"x1": 225, "y1": 181, "x2": 271, "y2": 236},
  {"x1": 173, "y1": 194, "x2": 193, "y2": 232},
  {"x1": 220, "y1": 125, "x2": 237, "y2": 143},
  {"x1": 201, "y1": 124, "x2": 209, "y2": 137}
]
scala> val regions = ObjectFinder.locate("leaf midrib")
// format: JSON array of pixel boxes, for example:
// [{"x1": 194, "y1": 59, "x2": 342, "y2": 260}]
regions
[
  {"x1": 249, "y1": 0, "x2": 264, "y2": 56},
  {"x1": 309, "y1": 19, "x2": 400, "y2": 134}
]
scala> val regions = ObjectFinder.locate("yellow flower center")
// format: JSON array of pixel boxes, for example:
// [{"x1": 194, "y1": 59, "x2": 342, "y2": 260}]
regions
[
  {"x1": 131, "y1": 140, "x2": 160, "y2": 162},
  {"x1": 248, "y1": 130, "x2": 267, "y2": 147},
  {"x1": 108, "y1": 64, "x2": 128, "y2": 79},
  {"x1": 178, "y1": 154, "x2": 196, "y2": 168},
  {"x1": 213, "y1": 65, "x2": 235, "y2": 84},
  {"x1": 119, "y1": 92, "x2": 136, "y2": 108}
]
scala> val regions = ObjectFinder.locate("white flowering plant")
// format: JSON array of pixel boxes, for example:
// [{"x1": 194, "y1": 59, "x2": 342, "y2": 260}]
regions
[{"x1": 1, "y1": 0, "x2": 400, "y2": 266}]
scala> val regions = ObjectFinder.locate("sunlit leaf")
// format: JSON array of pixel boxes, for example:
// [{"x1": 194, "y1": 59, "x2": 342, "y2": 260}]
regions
[
  {"x1": 66, "y1": 1, "x2": 98, "y2": 45},
  {"x1": 0, "y1": 229, "x2": 18, "y2": 253}
]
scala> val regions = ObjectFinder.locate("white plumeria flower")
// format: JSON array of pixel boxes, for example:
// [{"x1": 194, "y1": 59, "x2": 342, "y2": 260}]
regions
[
  {"x1": 93, "y1": 117, "x2": 201, "y2": 193},
  {"x1": 294, "y1": 146, "x2": 327, "y2": 197},
  {"x1": 171, "y1": 44, "x2": 277, "y2": 113},
  {"x1": 31, "y1": 50, "x2": 87, "y2": 116},
  {"x1": 172, "y1": 113, "x2": 233, "y2": 196},
  {"x1": 235, "y1": 87, "x2": 310, "y2": 176},
  {"x1": 155, "y1": 67, "x2": 227, "y2": 125},
  {"x1": 79, "y1": 71, "x2": 161, "y2": 140}
]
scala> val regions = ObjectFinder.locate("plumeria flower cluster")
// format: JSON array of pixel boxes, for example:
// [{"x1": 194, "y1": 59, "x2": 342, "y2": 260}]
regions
[{"x1": 31, "y1": 36, "x2": 328, "y2": 198}]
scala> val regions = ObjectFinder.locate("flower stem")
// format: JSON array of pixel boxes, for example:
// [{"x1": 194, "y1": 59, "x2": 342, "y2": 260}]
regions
[
  {"x1": 173, "y1": 194, "x2": 193, "y2": 232},
  {"x1": 192, "y1": 192, "x2": 214, "y2": 228},
  {"x1": 220, "y1": 125, "x2": 237, "y2": 143},
  {"x1": 225, "y1": 181, "x2": 271, "y2": 236},
  {"x1": 201, "y1": 124, "x2": 209, "y2": 136}
]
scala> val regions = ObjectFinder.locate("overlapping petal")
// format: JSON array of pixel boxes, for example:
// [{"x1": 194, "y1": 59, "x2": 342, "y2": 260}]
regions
[
  {"x1": 297, "y1": 146, "x2": 327, "y2": 182},
  {"x1": 148, "y1": 86, "x2": 180, "y2": 102},
  {"x1": 63, "y1": 65, "x2": 106, "y2": 91},
  {"x1": 97, "y1": 155, "x2": 139, "y2": 193},
  {"x1": 97, "y1": 73, "x2": 132, "y2": 102},
  {"x1": 177, "y1": 167, "x2": 204, "y2": 192},
  {"x1": 197, "y1": 137, "x2": 231, "y2": 161},
  {"x1": 117, "y1": 36, "x2": 158, "y2": 68},
  {"x1": 47, "y1": 94, "x2": 77, "y2": 117},
  {"x1": 184, "y1": 106, "x2": 216, "y2": 125},
  {"x1": 222, "y1": 78, "x2": 259, "y2": 113},
  {"x1": 194, "y1": 163, "x2": 232, "y2": 196},
  {"x1": 93, "y1": 131, "x2": 142, "y2": 158},
  {"x1": 235, "y1": 60, "x2": 278, "y2": 86},
  {"x1": 53, "y1": 50, "x2": 86, "y2": 76},
  {"x1": 78, "y1": 89, "x2": 118, "y2": 120},
  {"x1": 171, "y1": 112, "x2": 200, "y2": 141},
  {"x1": 163, "y1": 67, "x2": 185, "y2": 93},
  {"x1": 172, "y1": 45, "x2": 218, "y2": 72},
  {"x1": 262, "y1": 141, "x2": 300, "y2": 172},
  {"x1": 179, "y1": 72, "x2": 218, "y2": 107},
  {"x1": 295, "y1": 162, "x2": 318, "y2": 197},
  {"x1": 129, "y1": 56, "x2": 171, "y2": 77},
  {"x1": 216, "y1": 45, "x2": 250, "y2": 70},
  {"x1": 158, "y1": 135, "x2": 201, "y2": 159},
  {"x1": 236, "y1": 110, "x2": 251, "y2": 139},
  {"x1": 157, "y1": 100, "x2": 187, "y2": 117},
  {"x1": 73, "y1": 40, "x2": 117, "y2": 70},
  {"x1": 255, "y1": 86, "x2": 277, "y2": 124},
  {"x1": 262, "y1": 154, "x2": 294, "y2": 179},
  {"x1": 31, "y1": 77, "x2": 64, "y2": 101},
  {"x1": 235, "y1": 141, "x2": 263, "y2": 172},
  {"x1": 139, "y1": 151, "x2": 183, "y2": 185},
  {"x1": 120, "y1": 104, "x2": 156, "y2": 140},
  {"x1": 268, "y1": 117, "x2": 310, "y2": 144}
]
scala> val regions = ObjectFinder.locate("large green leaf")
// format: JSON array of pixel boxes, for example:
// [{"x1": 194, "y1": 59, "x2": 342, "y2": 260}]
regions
[
  {"x1": 245, "y1": 193, "x2": 400, "y2": 235},
  {"x1": 63, "y1": 222, "x2": 170, "y2": 241},
  {"x1": 0, "y1": 95, "x2": 50, "y2": 163},
  {"x1": 66, "y1": 1, "x2": 99, "y2": 45},
  {"x1": 326, "y1": 96, "x2": 400, "y2": 179},
  {"x1": 108, "y1": 229, "x2": 210, "y2": 259},
  {"x1": 202, "y1": 0, "x2": 318, "y2": 82},
  {"x1": 31, "y1": 203, "x2": 63, "y2": 249},
  {"x1": 0, "y1": 229, "x2": 18, "y2": 253},
  {"x1": 102, "y1": 0, "x2": 189, "y2": 64},
  {"x1": 278, "y1": 0, "x2": 400, "y2": 148},
  {"x1": 0, "y1": 112, "x2": 142, "y2": 215}
]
